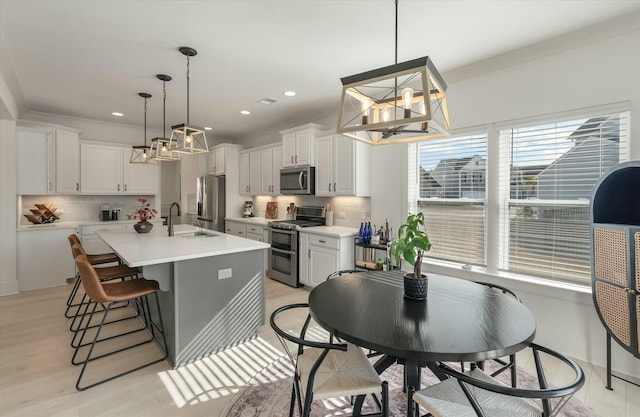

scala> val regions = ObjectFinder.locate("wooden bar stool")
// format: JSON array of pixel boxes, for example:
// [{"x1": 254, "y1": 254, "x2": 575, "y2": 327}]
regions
[
  {"x1": 68, "y1": 243, "x2": 142, "y2": 339},
  {"x1": 65, "y1": 234, "x2": 122, "y2": 318},
  {"x1": 72, "y1": 254, "x2": 168, "y2": 391}
]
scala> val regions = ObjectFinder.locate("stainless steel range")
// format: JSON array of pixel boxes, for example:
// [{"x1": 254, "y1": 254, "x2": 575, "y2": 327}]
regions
[{"x1": 267, "y1": 206, "x2": 326, "y2": 287}]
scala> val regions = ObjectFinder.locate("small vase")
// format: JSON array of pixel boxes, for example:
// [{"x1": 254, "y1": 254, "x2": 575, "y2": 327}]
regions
[
  {"x1": 403, "y1": 273, "x2": 428, "y2": 300},
  {"x1": 134, "y1": 221, "x2": 153, "y2": 234}
]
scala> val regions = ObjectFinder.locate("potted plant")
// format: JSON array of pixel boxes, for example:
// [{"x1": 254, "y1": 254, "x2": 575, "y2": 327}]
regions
[
  {"x1": 128, "y1": 197, "x2": 157, "y2": 233},
  {"x1": 389, "y1": 212, "x2": 432, "y2": 300}
]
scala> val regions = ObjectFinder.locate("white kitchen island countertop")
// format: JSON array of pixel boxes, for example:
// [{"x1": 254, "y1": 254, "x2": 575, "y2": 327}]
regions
[{"x1": 97, "y1": 224, "x2": 269, "y2": 267}]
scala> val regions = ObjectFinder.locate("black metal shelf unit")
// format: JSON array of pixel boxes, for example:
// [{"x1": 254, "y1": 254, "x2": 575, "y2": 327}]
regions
[{"x1": 353, "y1": 238, "x2": 398, "y2": 271}]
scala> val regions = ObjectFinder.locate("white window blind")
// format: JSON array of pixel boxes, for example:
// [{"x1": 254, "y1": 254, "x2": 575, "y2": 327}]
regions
[
  {"x1": 410, "y1": 133, "x2": 487, "y2": 266},
  {"x1": 498, "y1": 111, "x2": 629, "y2": 284}
]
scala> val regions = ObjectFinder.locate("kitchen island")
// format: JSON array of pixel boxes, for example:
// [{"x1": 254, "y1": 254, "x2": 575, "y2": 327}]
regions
[{"x1": 96, "y1": 224, "x2": 269, "y2": 367}]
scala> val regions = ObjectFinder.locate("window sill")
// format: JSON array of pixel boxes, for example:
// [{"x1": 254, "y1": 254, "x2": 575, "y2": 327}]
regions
[{"x1": 420, "y1": 259, "x2": 593, "y2": 305}]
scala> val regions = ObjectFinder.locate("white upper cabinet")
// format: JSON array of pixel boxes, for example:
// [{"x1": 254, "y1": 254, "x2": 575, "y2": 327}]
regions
[
  {"x1": 17, "y1": 124, "x2": 80, "y2": 195},
  {"x1": 280, "y1": 123, "x2": 326, "y2": 168},
  {"x1": 260, "y1": 146, "x2": 282, "y2": 195},
  {"x1": 239, "y1": 151, "x2": 251, "y2": 195},
  {"x1": 315, "y1": 133, "x2": 370, "y2": 197},
  {"x1": 249, "y1": 150, "x2": 261, "y2": 196},
  {"x1": 81, "y1": 143, "x2": 158, "y2": 195}
]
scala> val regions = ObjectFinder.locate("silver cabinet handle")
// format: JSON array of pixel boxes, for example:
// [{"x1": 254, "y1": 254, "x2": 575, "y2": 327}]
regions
[
  {"x1": 328, "y1": 183, "x2": 331, "y2": 191},
  {"x1": 308, "y1": 249, "x2": 311, "y2": 258},
  {"x1": 333, "y1": 182, "x2": 336, "y2": 192},
  {"x1": 76, "y1": 183, "x2": 79, "y2": 191},
  {"x1": 117, "y1": 184, "x2": 120, "y2": 191},
  {"x1": 124, "y1": 184, "x2": 127, "y2": 192},
  {"x1": 291, "y1": 155, "x2": 294, "y2": 163},
  {"x1": 48, "y1": 182, "x2": 51, "y2": 191},
  {"x1": 319, "y1": 239, "x2": 326, "y2": 243},
  {"x1": 295, "y1": 155, "x2": 298, "y2": 164}
]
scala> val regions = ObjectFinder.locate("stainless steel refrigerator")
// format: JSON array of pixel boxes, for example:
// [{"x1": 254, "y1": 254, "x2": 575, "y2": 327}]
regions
[{"x1": 196, "y1": 174, "x2": 225, "y2": 231}]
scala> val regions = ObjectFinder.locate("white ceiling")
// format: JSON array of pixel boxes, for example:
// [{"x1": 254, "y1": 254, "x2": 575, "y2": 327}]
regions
[{"x1": 1, "y1": 0, "x2": 639, "y2": 141}]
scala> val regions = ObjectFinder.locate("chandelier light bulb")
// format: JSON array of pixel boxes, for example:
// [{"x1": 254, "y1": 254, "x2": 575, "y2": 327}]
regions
[
  {"x1": 361, "y1": 99, "x2": 370, "y2": 125},
  {"x1": 419, "y1": 101, "x2": 428, "y2": 131},
  {"x1": 402, "y1": 87, "x2": 414, "y2": 118},
  {"x1": 381, "y1": 108, "x2": 391, "y2": 123}
]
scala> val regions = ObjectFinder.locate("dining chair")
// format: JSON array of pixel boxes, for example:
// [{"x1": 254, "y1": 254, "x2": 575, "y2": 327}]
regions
[
  {"x1": 462, "y1": 281, "x2": 522, "y2": 388},
  {"x1": 65, "y1": 234, "x2": 122, "y2": 318},
  {"x1": 72, "y1": 254, "x2": 168, "y2": 391},
  {"x1": 410, "y1": 342, "x2": 585, "y2": 417},
  {"x1": 270, "y1": 303, "x2": 389, "y2": 417}
]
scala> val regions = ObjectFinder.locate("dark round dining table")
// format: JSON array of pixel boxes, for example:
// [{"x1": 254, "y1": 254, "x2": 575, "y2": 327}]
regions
[{"x1": 308, "y1": 270, "x2": 537, "y2": 396}]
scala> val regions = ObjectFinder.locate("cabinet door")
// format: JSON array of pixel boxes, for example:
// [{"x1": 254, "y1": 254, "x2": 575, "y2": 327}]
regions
[
  {"x1": 249, "y1": 151, "x2": 261, "y2": 196},
  {"x1": 295, "y1": 130, "x2": 313, "y2": 166},
  {"x1": 308, "y1": 245, "x2": 339, "y2": 287},
  {"x1": 282, "y1": 133, "x2": 296, "y2": 167},
  {"x1": 260, "y1": 148, "x2": 274, "y2": 194},
  {"x1": 17, "y1": 128, "x2": 52, "y2": 195},
  {"x1": 298, "y1": 233, "x2": 309, "y2": 286},
  {"x1": 315, "y1": 135, "x2": 333, "y2": 196},
  {"x1": 226, "y1": 221, "x2": 246, "y2": 237},
  {"x1": 333, "y1": 135, "x2": 355, "y2": 195},
  {"x1": 239, "y1": 152, "x2": 251, "y2": 195},
  {"x1": 272, "y1": 146, "x2": 282, "y2": 194},
  {"x1": 215, "y1": 147, "x2": 225, "y2": 175},
  {"x1": 81, "y1": 144, "x2": 122, "y2": 194},
  {"x1": 123, "y1": 148, "x2": 158, "y2": 194},
  {"x1": 55, "y1": 129, "x2": 80, "y2": 193},
  {"x1": 17, "y1": 228, "x2": 77, "y2": 291}
]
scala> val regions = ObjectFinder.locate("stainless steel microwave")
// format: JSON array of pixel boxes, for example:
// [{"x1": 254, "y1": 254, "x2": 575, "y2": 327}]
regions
[{"x1": 280, "y1": 166, "x2": 315, "y2": 195}]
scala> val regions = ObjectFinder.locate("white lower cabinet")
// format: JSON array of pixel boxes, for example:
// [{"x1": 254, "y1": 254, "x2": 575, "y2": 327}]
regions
[
  {"x1": 226, "y1": 220, "x2": 247, "y2": 237},
  {"x1": 299, "y1": 231, "x2": 354, "y2": 288},
  {"x1": 17, "y1": 227, "x2": 78, "y2": 291},
  {"x1": 246, "y1": 224, "x2": 266, "y2": 241}
]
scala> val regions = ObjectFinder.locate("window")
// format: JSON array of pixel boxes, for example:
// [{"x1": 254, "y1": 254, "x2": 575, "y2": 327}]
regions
[
  {"x1": 409, "y1": 133, "x2": 487, "y2": 266},
  {"x1": 498, "y1": 111, "x2": 629, "y2": 284},
  {"x1": 408, "y1": 107, "x2": 629, "y2": 286}
]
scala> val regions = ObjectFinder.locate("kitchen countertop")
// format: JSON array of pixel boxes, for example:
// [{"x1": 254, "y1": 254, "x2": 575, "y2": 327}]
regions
[
  {"x1": 300, "y1": 225, "x2": 359, "y2": 237},
  {"x1": 225, "y1": 217, "x2": 271, "y2": 225},
  {"x1": 96, "y1": 224, "x2": 269, "y2": 267},
  {"x1": 17, "y1": 218, "x2": 164, "y2": 231}
]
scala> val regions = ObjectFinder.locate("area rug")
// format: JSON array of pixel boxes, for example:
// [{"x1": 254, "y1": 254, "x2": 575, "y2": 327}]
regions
[{"x1": 223, "y1": 356, "x2": 599, "y2": 417}]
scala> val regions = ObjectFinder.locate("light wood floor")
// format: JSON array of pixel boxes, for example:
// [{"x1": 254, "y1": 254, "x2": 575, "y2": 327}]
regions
[{"x1": 0, "y1": 278, "x2": 638, "y2": 417}]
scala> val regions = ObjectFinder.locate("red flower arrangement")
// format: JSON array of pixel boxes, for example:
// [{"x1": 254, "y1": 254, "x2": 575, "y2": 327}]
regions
[{"x1": 128, "y1": 197, "x2": 157, "y2": 223}]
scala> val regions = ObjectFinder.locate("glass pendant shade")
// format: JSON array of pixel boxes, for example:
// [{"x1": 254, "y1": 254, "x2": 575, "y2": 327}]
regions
[
  {"x1": 337, "y1": 56, "x2": 450, "y2": 145},
  {"x1": 130, "y1": 92, "x2": 157, "y2": 164}
]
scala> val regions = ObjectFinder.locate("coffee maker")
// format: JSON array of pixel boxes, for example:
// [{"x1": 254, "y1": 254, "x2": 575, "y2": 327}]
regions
[
  {"x1": 101, "y1": 204, "x2": 111, "y2": 221},
  {"x1": 242, "y1": 201, "x2": 254, "y2": 217}
]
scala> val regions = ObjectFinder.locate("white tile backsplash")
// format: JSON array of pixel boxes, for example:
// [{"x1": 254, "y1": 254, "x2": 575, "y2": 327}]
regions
[
  {"x1": 252, "y1": 195, "x2": 371, "y2": 228},
  {"x1": 19, "y1": 195, "x2": 157, "y2": 225}
]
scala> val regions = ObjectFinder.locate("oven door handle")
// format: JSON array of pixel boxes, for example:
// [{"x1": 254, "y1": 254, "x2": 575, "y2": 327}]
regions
[
  {"x1": 270, "y1": 247, "x2": 296, "y2": 256},
  {"x1": 268, "y1": 227, "x2": 297, "y2": 235}
]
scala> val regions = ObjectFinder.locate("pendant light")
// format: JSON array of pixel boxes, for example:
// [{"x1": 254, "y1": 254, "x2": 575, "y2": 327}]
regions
[
  {"x1": 170, "y1": 46, "x2": 209, "y2": 154},
  {"x1": 150, "y1": 74, "x2": 181, "y2": 161},
  {"x1": 130, "y1": 92, "x2": 157, "y2": 164},
  {"x1": 336, "y1": 0, "x2": 451, "y2": 145}
]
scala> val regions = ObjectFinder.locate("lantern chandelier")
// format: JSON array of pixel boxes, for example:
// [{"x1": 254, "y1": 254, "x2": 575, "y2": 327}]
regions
[
  {"x1": 129, "y1": 92, "x2": 157, "y2": 164},
  {"x1": 170, "y1": 46, "x2": 209, "y2": 154},
  {"x1": 150, "y1": 74, "x2": 181, "y2": 161},
  {"x1": 336, "y1": 0, "x2": 451, "y2": 145}
]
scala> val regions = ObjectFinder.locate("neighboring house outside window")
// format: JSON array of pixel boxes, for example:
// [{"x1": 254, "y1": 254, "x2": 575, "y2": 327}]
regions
[{"x1": 410, "y1": 109, "x2": 629, "y2": 286}]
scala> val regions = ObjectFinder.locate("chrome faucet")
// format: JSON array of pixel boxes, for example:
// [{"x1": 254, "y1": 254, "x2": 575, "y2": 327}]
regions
[{"x1": 168, "y1": 202, "x2": 181, "y2": 236}]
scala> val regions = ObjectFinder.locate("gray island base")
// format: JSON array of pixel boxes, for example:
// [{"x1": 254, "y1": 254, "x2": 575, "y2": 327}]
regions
[{"x1": 96, "y1": 225, "x2": 269, "y2": 367}]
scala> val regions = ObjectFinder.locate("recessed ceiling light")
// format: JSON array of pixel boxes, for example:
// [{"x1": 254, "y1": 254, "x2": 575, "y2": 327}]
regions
[
  {"x1": 283, "y1": 90, "x2": 296, "y2": 97},
  {"x1": 112, "y1": 112, "x2": 124, "y2": 117},
  {"x1": 240, "y1": 110, "x2": 251, "y2": 115},
  {"x1": 257, "y1": 97, "x2": 277, "y2": 105},
  {"x1": 204, "y1": 127, "x2": 212, "y2": 131}
]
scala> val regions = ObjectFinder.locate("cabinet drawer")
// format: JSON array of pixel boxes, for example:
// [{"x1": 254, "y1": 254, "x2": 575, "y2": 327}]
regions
[
  {"x1": 308, "y1": 234, "x2": 339, "y2": 249},
  {"x1": 226, "y1": 222, "x2": 246, "y2": 237},
  {"x1": 246, "y1": 225, "x2": 264, "y2": 234},
  {"x1": 81, "y1": 223, "x2": 127, "y2": 235}
]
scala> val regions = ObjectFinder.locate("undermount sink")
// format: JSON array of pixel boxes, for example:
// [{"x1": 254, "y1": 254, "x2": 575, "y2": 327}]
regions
[{"x1": 177, "y1": 231, "x2": 218, "y2": 238}]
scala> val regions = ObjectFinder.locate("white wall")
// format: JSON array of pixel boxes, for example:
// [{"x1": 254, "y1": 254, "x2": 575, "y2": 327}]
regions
[
  {"x1": 368, "y1": 16, "x2": 640, "y2": 377},
  {"x1": 0, "y1": 118, "x2": 18, "y2": 295}
]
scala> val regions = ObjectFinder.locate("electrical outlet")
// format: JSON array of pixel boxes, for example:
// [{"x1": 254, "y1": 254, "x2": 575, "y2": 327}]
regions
[{"x1": 218, "y1": 268, "x2": 232, "y2": 280}]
